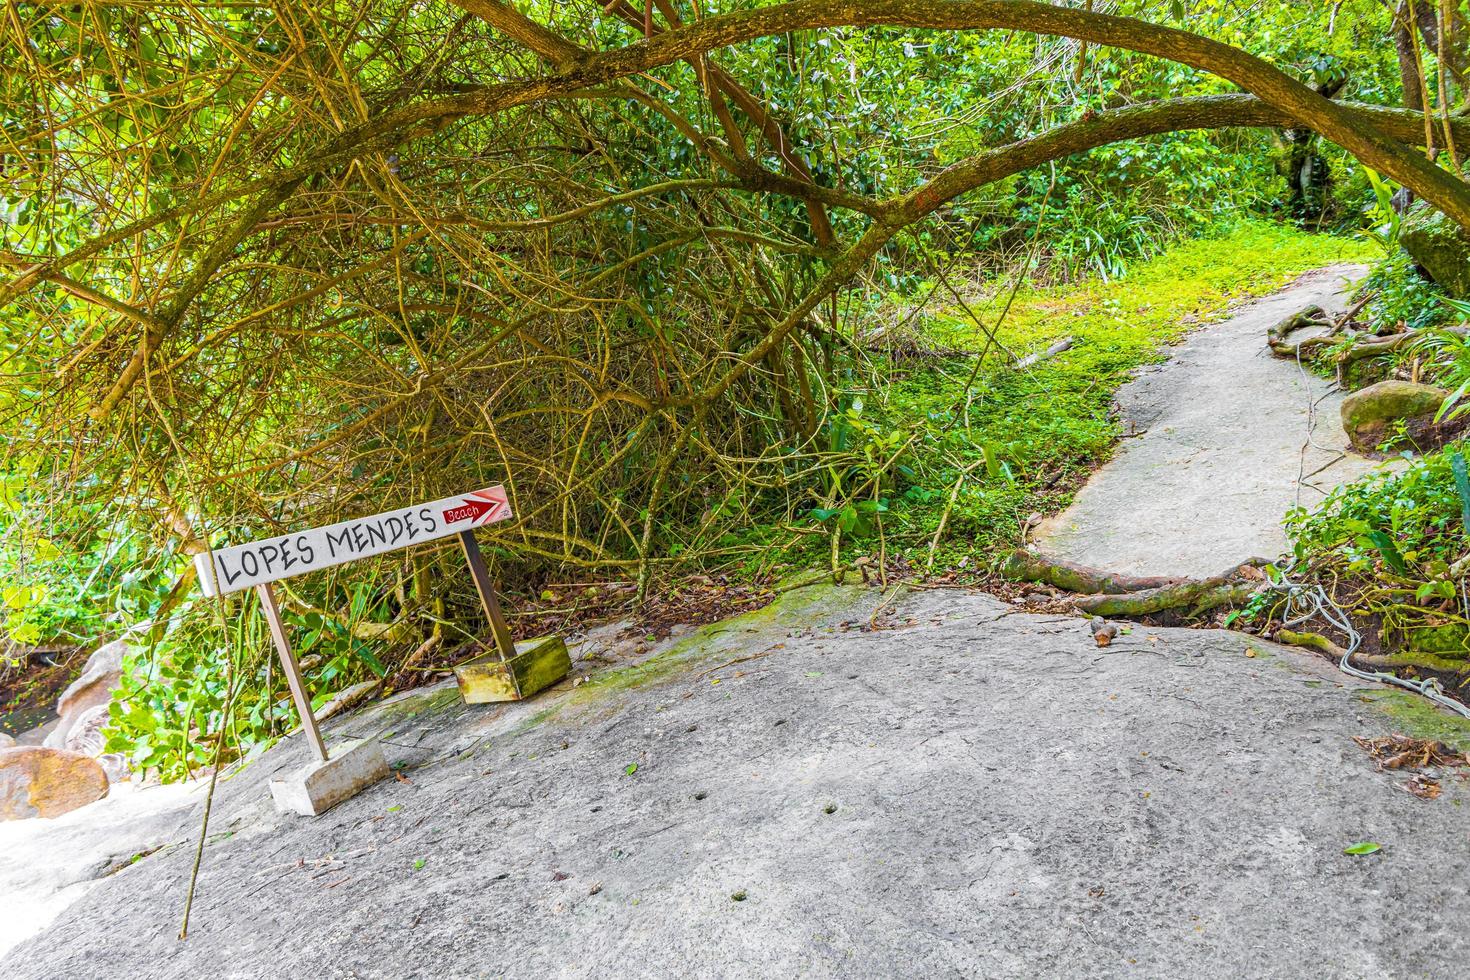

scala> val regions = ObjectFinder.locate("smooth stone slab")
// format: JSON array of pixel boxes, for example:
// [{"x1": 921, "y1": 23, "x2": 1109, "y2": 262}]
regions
[{"x1": 1036, "y1": 263, "x2": 1395, "y2": 578}]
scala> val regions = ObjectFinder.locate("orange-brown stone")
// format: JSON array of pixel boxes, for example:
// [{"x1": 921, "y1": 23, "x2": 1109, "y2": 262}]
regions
[{"x1": 0, "y1": 746, "x2": 108, "y2": 820}]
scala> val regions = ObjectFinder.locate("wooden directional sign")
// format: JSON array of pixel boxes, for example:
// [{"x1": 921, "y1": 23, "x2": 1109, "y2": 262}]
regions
[{"x1": 195, "y1": 486, "x2": 511, "y2": 596}]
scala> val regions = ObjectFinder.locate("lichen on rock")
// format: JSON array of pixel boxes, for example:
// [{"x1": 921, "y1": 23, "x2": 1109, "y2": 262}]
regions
[
  {"x1": 0, "y1": 746, "x2": 108, "y2": 820},
  {"x1": 1401, "y1": 201, "x2": 1470, "y2": 297}
]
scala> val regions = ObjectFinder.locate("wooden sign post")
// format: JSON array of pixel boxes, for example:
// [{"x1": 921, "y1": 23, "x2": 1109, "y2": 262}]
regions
[{"x1": 196, "y1": 485, "x2": 569, "y2": 815}]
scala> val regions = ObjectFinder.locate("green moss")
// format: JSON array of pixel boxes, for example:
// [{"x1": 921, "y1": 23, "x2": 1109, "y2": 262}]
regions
[
  {"x1": 1245, "y1": 639, "x2": 1305, "y2": 672},
  {"x1": 1340, "y1": 380, "x2": 1447, "y2": 431},
  {"x1": 1372, "y1": 651, "x2": 1470, "y2": 674},
  {"x1": 571, "y1": 582, "x2": 851, "y2": 701},
  {"x1": 1403, "y1": 624, "x2": 1470, "y2": 657},
  {"x1": 365, "y1": 685, "x2": 464, "y2": 731},
  {"x1": 1360, "y1": 689, "x2": 1470, "y2": 752},
  {"x1": 1400, "y1": 201, "x2": 1470, "y2": 297},
  {"x1": 511, "y1": 703, "x2": 566, "y2": 734}
]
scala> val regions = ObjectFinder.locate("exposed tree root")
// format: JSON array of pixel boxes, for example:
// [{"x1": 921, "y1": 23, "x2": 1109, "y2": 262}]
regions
[
  {"x1": 1266, "y1": 305, "x2": 1470, "y2": 387},
  {"x1": 1013, "y1": 336, "x2": 1074, "y2": 370},
  {"x1": 1274, "y1": 627, "x2": 1346, "y2": 657},
  {"x1": 1075, "y1": 565, "x2": 1264, "y2": 617},
  {"x1": 1001, "y1": 551, "x2": 1269, "y2": 618},
  {"x1": 1274, "y1": 626, "x2": 1470, "y2": 685},
  {"x1": 999, "y1": 551, "x2": 1181, "y2": 595},
  {"x1": 1266, "y1": 304, "x2": 1335, "y2": 358}
]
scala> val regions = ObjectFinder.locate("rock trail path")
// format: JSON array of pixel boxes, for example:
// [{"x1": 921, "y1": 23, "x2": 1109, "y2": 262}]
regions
[
  {"x1": 5, "y1": 584, "x2": 1470, "y2": 978},
  {"x1": 1037, "y1": 264, "x2": 1389, "y2": 578}
]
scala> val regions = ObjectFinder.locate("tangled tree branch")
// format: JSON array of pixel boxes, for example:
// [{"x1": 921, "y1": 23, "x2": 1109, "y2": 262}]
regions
[{"x1": 6, "y1": 0, "x2": 1470, "y2": 622}]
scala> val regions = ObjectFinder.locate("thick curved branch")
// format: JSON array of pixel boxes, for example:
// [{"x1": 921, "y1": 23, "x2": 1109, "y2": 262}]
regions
[
  {"x1": 14, "y1": 2, "x2": 1470, "y2": 312},
  {"x1": 381, "y1": 0, "x2": 1470, "y2": 227},
  {"x1": 608, "y1": 1, "x2": 838, "y2": 246},
  {"x1": 19, "y1": 3, "x2": 1470, "y2": 425},
  {"x1": 90, "y1": 180, "x2": 300, "y2": 419},
  {"x1": 892, "y1": 94, "x2": 1464, "y2": 223},
  {"x1": 453, "y1": 0, "x2": 837, "y2": 246},
  {"x1": 447, "y1": 0, "x2": 584, "y2": 68},
  {"x1": 698, "y1": 93, "x2": 1457, "y2": 404}
]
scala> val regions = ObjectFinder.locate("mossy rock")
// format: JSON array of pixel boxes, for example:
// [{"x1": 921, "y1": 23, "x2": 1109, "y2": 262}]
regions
[
  {"x1": 1403, "y1": 624, "x2": 1470, "y2": 657},
  {"x1": 1400, "y1": 201, "x2": 1470, "y2": 297},
  {"x1": 1339, "y1": 379, "x2": 1453, "y2": 454},
  {"x1": 1361, "y1": 690, "x2": 1470, "y2": 752}
]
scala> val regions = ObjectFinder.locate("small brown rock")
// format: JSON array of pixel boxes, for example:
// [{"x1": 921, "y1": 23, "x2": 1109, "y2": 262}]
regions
[
  {"x1": 0, "y1": 746, "x2": 109, "y2": 820},
  {"x1": 1090, "y1": 617, "x2": 1120, "y2": 648}
]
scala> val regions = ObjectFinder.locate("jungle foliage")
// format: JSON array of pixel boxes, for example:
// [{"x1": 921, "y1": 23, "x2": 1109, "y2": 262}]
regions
[{"x1": 2, "y1": 0, "x2": 1468, "y2": 774}]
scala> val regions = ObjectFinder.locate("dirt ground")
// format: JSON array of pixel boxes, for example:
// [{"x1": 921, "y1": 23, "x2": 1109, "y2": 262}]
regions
[{"x1": 4, "y1": 582, "x2": 1469, "y2": 979}]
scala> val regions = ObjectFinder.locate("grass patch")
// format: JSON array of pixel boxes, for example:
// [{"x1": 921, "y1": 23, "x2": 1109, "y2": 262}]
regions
[{"x1": 737, "y1": 220, "x2": 1369, "y2": 575}]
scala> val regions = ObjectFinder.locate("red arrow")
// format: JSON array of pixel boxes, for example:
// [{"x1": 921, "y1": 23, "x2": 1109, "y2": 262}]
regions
[{"x1": 442, "y1": 488, "x2": 509, "y2": 525}]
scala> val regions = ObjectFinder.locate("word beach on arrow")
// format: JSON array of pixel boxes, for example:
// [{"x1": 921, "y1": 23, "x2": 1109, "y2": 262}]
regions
[{"x1": 195, "y1": 486, "x2": 512, "y2": 596}]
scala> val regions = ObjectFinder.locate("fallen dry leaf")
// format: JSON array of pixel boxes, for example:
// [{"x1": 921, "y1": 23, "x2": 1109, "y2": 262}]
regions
[
  {"x1": 1403, "y1": 773, "x2": 1443, "y2": 800},
  {"x1": 1353, "y1": 734, "x2": 1470, "y2": 772}
]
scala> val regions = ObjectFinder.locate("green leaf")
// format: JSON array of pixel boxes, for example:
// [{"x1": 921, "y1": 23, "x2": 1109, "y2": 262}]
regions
[
  {"x1": 353, "y1": 641, "x2": 387, "y2": 678},
  {"x1": 624, "y1": 763, "x2": 637, "y2": 776},
  {"x1": 413, "y1": 858, "x2": 426, "y2": 870},
  {"x1": 1433, "y1": 379, "x2": 1470, "y2": 424},
  {"x1": 981, "y1": 442, "x2": 1004, "y2": 480},
  {"x1": 1343, "y1": 841, "x2": 1381, "y2": 855},
  {"x1": 1361, "y1": 530, "x2": 1407, "y2": 574},
  {"x1": 1451, "y1": 451, "x2": 1470, "y2": 537}
]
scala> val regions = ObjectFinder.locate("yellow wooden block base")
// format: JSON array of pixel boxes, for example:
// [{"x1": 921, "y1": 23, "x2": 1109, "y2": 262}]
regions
[{"x1": 454, "y1": 635, "x2": 570, "y2": 703}]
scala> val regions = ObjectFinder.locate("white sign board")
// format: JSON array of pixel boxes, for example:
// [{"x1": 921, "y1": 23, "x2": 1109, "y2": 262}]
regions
[{"x1": 195, "y1": 486, "x2": 512, "y2": 596}]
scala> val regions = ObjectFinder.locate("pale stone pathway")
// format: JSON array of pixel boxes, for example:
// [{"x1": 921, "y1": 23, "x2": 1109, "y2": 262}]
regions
[
  {"x1": 1036, "y1": 264, "x2": 1393, "y2": 578},
  {"x1": 5, "y1": 584, "x2": 1470, "y2": 978}
]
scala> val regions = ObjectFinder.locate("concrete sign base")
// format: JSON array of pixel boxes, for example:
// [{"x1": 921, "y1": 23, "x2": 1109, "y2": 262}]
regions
[{"x1": 269, "y1": 738, "x2": 390, "y2": 816}]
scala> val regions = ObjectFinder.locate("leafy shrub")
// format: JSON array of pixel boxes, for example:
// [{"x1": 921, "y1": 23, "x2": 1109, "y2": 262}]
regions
[
  {"x1": 1286, "y1": 448, "x2": 1470, "y2": 575},
  {"x1": 1362, "y1": 251, "x2": 1449, "y2": 333}
]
